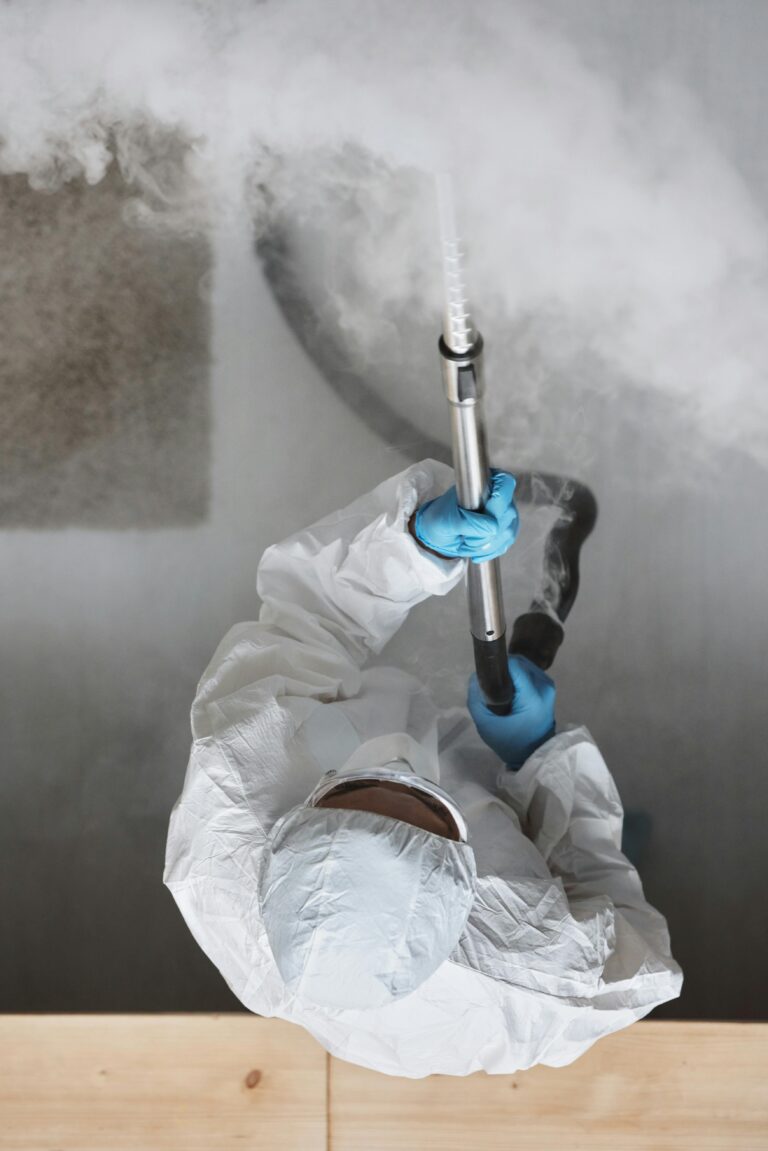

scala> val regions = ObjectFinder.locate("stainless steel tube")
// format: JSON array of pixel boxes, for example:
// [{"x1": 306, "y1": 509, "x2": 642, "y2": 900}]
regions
[
  {"x1": 442, "y1": 340, "x2": 506, "y2": 643},
  {"x1": 437, "y1": 175, "x2": 512, "y2": 713},
  {"x1": 440, "y1": 335, "x2": 513, "y2": 713}
]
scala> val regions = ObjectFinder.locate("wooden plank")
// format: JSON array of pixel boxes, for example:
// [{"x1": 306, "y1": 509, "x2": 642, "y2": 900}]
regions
[
  {"x1": 329, "y1": 1021, "x2": 768, "y2": 1151},
  {"x1": 0, "y1": 1014, "x2": 327, "y2": 1151},
  {"x1": 2, "y1": 1017, "x2": 766, "y2": 1151}
]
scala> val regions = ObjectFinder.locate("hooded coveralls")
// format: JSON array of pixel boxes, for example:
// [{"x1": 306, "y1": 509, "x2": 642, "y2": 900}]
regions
[{"x1": 165, "y1": 459, "x2": 682, "y2": 1078}]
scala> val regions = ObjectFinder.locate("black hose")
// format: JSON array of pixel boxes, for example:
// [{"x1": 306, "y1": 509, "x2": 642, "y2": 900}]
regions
[{"x1": 508, "y1": 473, "x2": 598, "y2": 670}]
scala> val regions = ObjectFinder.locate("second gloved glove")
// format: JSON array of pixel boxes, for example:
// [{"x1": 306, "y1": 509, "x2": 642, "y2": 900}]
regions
[
  {"x1": 468, "y1": 654, "x2": 556, "y2": 770},
  {"x1": 414, "y1": 470, "x2": 519, "y2": 562}
]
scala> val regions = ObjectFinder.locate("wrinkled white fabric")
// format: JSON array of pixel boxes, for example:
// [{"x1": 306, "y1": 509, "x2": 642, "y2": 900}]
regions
[
  {"x1": 333, "y1": 730, "x2": 438, "y2": 781},
  {"x1": 258, "y1": 805, "x2": 477, "y2": 1010},
  {"x1": 165, "y1": 459, "x2": 682, "y2": 1078}
]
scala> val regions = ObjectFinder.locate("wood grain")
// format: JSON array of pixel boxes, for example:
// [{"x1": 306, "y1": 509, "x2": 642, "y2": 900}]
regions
[
  {"x1": 329, "y1": 1021, "x2": 768, "y2": 1151},
  {"x1": 0, "y1": 1014, "x2": 327, "y2": 1150},
  {"x1": 1, "y1": 1017, "x2": 766, "y2": 1150}
]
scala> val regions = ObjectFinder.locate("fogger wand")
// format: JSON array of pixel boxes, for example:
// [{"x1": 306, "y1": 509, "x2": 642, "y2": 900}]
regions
[{"x1": 437, "y1": 178, "x2": 513, "y2": 715}]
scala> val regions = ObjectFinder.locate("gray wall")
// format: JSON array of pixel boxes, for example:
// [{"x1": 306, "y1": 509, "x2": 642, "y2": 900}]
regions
[
  {"x1": 0, "y1": 177, "x2": 411, "y2": 1010},
  {"x1": 1, "y1": 1, "x2": 766, "y2": 1018}
]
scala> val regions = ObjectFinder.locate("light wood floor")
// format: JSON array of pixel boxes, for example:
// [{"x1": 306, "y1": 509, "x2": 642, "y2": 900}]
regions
[{"x1": 2, "y1": 1016, "x2": 766, "y2": 1150}]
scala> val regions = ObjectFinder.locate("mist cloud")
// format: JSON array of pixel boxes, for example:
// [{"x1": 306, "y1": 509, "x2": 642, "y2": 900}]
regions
[{"x1": 1, "y1": 0, "x2": 766, "y2": 467}]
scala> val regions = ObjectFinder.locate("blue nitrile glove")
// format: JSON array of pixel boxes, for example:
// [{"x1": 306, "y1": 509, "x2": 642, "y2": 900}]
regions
[
  {"x1": 414, "y1": 470, "x2": 519, "y2": 563},
  {"x1": 467, "y1": 655, "x2": 556, "y2": 770}
]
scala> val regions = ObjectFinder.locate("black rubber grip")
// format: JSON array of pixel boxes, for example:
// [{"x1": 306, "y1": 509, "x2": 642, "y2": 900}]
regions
[{"x1": 473, "y1": 634, "x2": 514, "y2": 715}]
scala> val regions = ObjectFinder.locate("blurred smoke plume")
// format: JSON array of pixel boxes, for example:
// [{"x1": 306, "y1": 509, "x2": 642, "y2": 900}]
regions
[{"x1": 2, "y1": 0, "x2": 767, "y2": 468}]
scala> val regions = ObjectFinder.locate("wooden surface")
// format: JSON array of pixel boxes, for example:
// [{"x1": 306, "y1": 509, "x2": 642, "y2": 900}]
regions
[
  {"x1": 1, "y1": 1017, "x2": 767, "y2": 1151},
  {"x1": 331, "y1": 1021, "x2": 768, "y2": 1151},
  {"x1": 0, "y1": 1015, "x2": 327, "y2": 1150}
]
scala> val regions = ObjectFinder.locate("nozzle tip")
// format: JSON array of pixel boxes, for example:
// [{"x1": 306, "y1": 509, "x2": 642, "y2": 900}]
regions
[{"x1": 436, "y1": 174, "x2": 476, "y2": 354}]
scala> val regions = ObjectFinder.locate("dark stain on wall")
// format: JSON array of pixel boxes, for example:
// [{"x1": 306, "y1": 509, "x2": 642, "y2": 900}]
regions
[{"x1": 0, "y1": 166, "x2": 210, "y2": 527}]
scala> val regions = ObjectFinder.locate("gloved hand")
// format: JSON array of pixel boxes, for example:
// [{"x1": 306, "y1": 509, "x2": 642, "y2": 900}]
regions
[
  {"x1": 468, "y1": 655, "x2": 556, "y2": 770},
  {"x1": 414, "y1": 470, "x2": 519, "y2": 563}
]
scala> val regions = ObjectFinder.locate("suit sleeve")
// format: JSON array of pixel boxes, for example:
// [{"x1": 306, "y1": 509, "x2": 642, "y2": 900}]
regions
[
  {"x1": 498, "y1": 727, "x2": 683, "y2": 1013},
  {"x1": 190, "y1": 459, "x2": 463, "y2": 739}
]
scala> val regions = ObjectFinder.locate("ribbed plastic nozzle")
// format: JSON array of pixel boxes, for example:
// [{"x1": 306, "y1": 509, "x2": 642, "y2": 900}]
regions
[{"x1": 437, "y1": 174, "x2": 477, "y2": 355}]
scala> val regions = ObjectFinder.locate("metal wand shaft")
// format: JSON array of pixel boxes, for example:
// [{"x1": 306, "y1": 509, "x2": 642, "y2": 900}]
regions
[{"x1": 437, "y1": 177, "x2": 513, "y2": 715}]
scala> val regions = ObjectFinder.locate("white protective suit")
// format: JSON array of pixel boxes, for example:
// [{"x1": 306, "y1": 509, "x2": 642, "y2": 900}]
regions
[{"x1": 165, "y1": 459, "x2": 682, "y2": 1078}]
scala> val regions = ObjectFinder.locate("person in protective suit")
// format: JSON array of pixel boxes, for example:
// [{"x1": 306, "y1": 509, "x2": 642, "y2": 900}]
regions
[{"x1": 165, "y1": 460, "x2": 681, "y2": 1078}]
